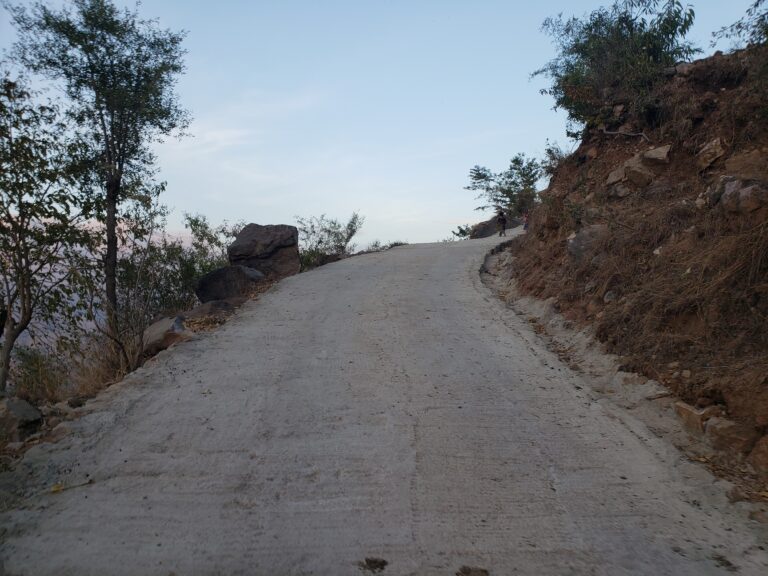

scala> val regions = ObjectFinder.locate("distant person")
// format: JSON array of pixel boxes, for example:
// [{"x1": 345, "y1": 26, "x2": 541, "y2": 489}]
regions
[
  {"x1": 496, "y1": 210, "x2": 507, "y2": 237},
  {"x1": 522, "y1": 212, "x2": 529, "y2": 231}
]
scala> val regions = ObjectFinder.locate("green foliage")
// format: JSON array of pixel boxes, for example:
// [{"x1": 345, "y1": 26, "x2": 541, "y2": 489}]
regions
[
  {"x1": 533, "y1": 0, "x2": 698, "y2": 133},
  {"x1": 10, "y1": 345, "x2": 69, "y2": 403},
  {"x1": 0, "y1": 76, "x2": 96, "y2": 392},
  {"x1": 6, "y1": 0, "x2": 190, "y2": 337},
  {"x1": 465, "y1": 153, "x2": 540, "y2": 215},
  {"x1": 541, "y1": 140, "x2": 570, "y2": 178},
  {"x1": 714, "y1": 1, "x2": 768, "y2": 46},
  {"x1": 110, "y1": 206, "x2": 242, "y2": 368},
  {"x1": 452, "y1": 224, "x2": 472, "y2": 239},
  {"x1": 296, "y1": 212, "x2": 365, "y2": 270}
]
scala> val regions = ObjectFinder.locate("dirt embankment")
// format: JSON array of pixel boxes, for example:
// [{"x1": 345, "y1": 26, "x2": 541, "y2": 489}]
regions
[{"x1": 502, "y1": 47, "x2": 768, "y2": 471}]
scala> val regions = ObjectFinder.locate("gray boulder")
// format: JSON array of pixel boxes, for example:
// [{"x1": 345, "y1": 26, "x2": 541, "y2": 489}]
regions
[
  {"x1": 195, "y1": 265, "x2": 265, "y2": 303},
  {"x1": 0, "y1": 397, "x2": 42, "y2": 442},
  {"x1": 227, "y1": 224, "x2": 300, "y2": 279}
]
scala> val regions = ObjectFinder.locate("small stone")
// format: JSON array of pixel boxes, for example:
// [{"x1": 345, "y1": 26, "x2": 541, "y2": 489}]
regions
[
  {"x1": 624, "y1": 156, "x2": 655, "y2": 187},
  {"x1": 642, "y1": 145, "x2": 672, "y2": 165},
  {"x1": 603, "y1": 290, "x2": 618, "y2": 303},
  {"x1": 653, "y1": 247, "x2": 662, "y2": 256},
  {"x1": 675, "y1": 401, "x2": 722, "y2": 433},
  {"x1": 681, "y1": 369, "x2": 692, "y2": 379},
  {"x1": 697, "y1": 138, "x2": 725, "y2": 170},
  {"x1": 610, "y1": 183, "x2": 632, "y2": 198},
  {"x1": 695, "y1": 196, "x2": 706, "y2": 209},
  {"x1": 606, "y1": 166, "x2": 625, "y2": 186},
  {"x1": 667, "y1": 361, "x2": 680, "y2": 369}
]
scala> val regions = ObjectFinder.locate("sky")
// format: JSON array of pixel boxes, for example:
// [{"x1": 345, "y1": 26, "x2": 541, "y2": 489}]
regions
[{"x1": 0, "y1": 0, "x2": 756, "y2": 245}]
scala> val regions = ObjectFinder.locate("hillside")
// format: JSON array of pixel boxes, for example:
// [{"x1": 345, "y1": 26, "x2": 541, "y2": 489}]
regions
[{"x1": 501, "y1": 46, "x2": 768, "y2": 450}]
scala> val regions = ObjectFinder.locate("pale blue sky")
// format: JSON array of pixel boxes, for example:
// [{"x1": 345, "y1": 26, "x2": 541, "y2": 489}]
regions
[{"x1": 1, "y1": 1, "x2": 754, "y2": 244}]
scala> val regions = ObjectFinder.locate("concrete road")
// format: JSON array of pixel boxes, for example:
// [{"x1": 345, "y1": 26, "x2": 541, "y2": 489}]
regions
[{"x1": 1, "y1": 233, "x2": 767, "y2": 575}]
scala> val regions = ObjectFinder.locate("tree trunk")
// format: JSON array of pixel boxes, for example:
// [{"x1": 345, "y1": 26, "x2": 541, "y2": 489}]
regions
[
  {"x1": 104, "y1": 176, "x2": 120, "y2": 340},
  {"x1": 0, "y1": 325, "x2": 17, "y2": 394}
]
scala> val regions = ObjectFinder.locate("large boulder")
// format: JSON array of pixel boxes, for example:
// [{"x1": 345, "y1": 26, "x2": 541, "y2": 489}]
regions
[
  {"x1": 227, "y1": 224, "x2": 300, "y2": 279},
  {"x1": 195, "y1": 265, "x2": 265, "y2": 303},
  {"x1": 0, "y1": 397, "x2": 42, "y2": 442}
]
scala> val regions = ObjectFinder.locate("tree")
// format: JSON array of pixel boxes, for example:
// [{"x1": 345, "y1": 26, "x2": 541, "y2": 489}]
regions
[
  {"x1": 714, "y1": 1, "x2": 768, "y2": 46},
  {"x1": 6, "y1": 0, "x2": 190, "y2": 343},
  {"x1": 465, "y1": 154, "x2": 541, "y2": 215},
  {"x1": 533, "y1": 0, "x2": 698, "y2": 134},
  {"x1": 0, "y1": 77, "x2": 95, "y2": 392}
]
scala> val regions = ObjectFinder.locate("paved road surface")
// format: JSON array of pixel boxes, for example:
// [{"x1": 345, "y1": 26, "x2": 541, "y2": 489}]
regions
[{"x1": 2, "y1": 233, "x2": 767, "y2": 575}]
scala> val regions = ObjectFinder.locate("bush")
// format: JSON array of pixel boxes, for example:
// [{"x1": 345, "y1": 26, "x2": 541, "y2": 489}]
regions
[
  {"x1": 10, "y1": 346, "x2": 69, "y2": 403},
  {"x1": 533, "y1": 0, "x2": 698, "y2": 134},
  {"x1": 296, "y1": 212, "x2": 365, "y2": 269}
]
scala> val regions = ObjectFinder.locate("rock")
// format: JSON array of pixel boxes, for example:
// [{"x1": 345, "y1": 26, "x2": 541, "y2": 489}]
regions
[
  {"x1": 142, "y1": 316, "x2": 193, "y2": 358},
  {"x1": 675, "y1": 62, "x2": 695, "y2": 76},
  {"x1": 697, "y1": 138, "x2": 725, "y2": 170},
  {"x1": 674, "y1": 401, "x2": 721, "y2": 433},
  {"x1": 738, "y1": 184, "x2": 768, "y2": 212},
  {"x1": 606, "y1": 166, "x2": 625, "y2": 186},
  {"x1": 724, "y1": 149, "x2": 768, "y2": 181},
  {"x1": 623, "y1": 156, "x2": 654, "y2": 188},
  {"x1": 748, "y1": 435, "x2": 768, "y2": 478},
  {"x1": 704, "y1": 417, "x2": 760, "y2": 454},
  {"x1": 642, "y1": 145, "x2": 672, "y2": 165},
  {"x1": 608, "y1": 183, "x2": 632, "y2": 199},
  {"x1": 227, "y1": 224, "x2": 300, "y2": 279},
  {"x1": 709, "y1": 176, "x2": 768, "y2": 214},
  {"x1": 695, "y1": 196, "x2": 706, "y2": 209},
  {"x1": 603, "y1": 290, "x2": 618, "y2": 303},
  {"x1": 0, "y1": 397, "x2": 42, "y2": 442},
  {"x1": 667, "y1": 361, "x2": 680, "y2": 369},
  {"x1": 566, "y1": 224, "x2": 609, "y2": 263},
  {"x1": 46, "y1": 416, "x2": 61, "y2": 429},
  {"x1": 681, "y1": 369, "x2": 691, "y2": 379},
  {"x1": 195, "y1": 265, "x2": 265, "y2": 303},
  {"x1": 5, "y1": 441, "x2": 24, "y2": 452}
]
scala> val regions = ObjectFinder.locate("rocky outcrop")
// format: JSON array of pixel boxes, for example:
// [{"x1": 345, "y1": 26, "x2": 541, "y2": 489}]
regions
[
  {"x1": 604, "y1": 145, "x2": 672, "y2": 196},
  {"x1": 227, "y1": 224, "x2": 300, "y2": 279},
  {"x1": 0, "y1": 397, "x2": 42, "y2": 442},
  {"x1": 195, "y1": 265, "x2": 265, "y2": 303}
]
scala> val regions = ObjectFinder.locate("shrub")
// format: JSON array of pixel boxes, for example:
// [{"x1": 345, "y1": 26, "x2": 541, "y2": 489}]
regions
[
  {"x1": 533, "y1": 0, "x2": 698, "y2": 134},
  {"x1": 296, "y1": 212, "x2": 365, "y2": 269}
]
